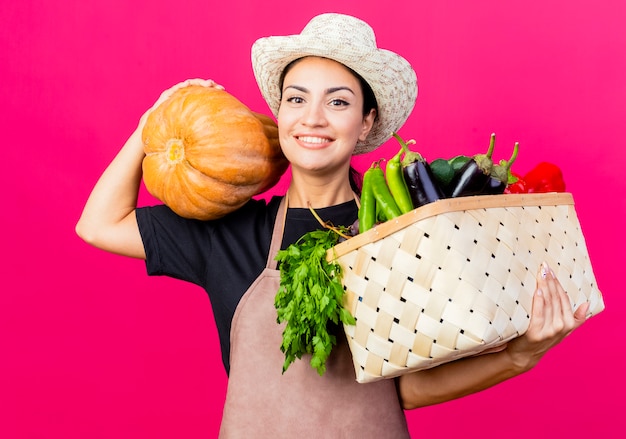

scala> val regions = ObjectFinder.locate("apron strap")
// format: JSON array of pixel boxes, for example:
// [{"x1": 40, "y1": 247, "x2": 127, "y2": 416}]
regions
[{"x1": 266, "y1": 196, "x2": 288, "y2": 270}]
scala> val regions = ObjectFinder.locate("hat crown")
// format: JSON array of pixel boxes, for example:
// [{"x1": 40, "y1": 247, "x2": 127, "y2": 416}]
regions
[{"x1": 301, "y1": 13, "x2": 377, "y2": 50}]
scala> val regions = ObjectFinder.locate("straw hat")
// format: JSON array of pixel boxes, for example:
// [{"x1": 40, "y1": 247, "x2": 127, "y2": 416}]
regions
[{"x1": 251, "y1": 13, "x2": 418, "y2": 155}]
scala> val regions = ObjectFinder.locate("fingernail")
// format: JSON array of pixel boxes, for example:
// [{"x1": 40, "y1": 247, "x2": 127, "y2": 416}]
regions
[
  {"x1": 536, "y1": 288, "x2": 543, "y2": 296},
  {"x1": 540, "y1": 261, "x2": 550, "y2": 279}
]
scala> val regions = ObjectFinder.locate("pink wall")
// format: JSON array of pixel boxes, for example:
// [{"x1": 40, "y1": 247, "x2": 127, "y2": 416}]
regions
[{"x1": 1, "y1": 1, "x2": 624, "y2": 437}]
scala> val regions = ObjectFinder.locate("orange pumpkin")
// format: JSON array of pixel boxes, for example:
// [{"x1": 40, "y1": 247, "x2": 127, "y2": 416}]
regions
[{"x1": 141, "y1": 85, "x2": 288, "y2": 220}]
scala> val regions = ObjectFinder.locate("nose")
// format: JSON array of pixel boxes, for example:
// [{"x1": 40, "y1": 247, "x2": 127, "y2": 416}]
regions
[{"x1": 301, "y1": 101, "x2": 327, "y2": 127}]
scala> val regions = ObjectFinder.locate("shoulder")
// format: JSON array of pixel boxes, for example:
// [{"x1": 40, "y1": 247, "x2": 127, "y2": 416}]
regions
[
  {"x1": 228, "y1": 196, "x2": 283, "y2": 222},
  {"x1": 137, "y1": 196, "x2": 283, "y2": 227},
  {"x1": 212, "y1": 196, "x2": 283, "y2": 239}
]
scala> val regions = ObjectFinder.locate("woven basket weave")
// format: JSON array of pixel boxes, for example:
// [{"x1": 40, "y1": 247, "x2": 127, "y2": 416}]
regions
[{"x1": 328, "y1": 193, "x2": 604, "y2": 383}]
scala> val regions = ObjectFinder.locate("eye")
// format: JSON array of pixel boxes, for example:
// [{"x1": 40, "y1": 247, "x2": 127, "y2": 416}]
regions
[
  {"x1": 329, "y1": 98, "x2": 349, "y2": 107},
  {"x1": 285, "y1": 95, "x2": 305, "y2": 104}
]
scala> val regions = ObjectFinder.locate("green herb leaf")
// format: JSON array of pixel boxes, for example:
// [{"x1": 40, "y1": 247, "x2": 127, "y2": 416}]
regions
[{"x1": 275, "y1": 227, "x2": 355, "y2": 376}]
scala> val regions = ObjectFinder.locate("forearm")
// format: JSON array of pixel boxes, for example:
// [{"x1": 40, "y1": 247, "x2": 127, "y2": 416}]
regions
[
  {"x1": 397, "y1": 347, "x2": 529, "y2": 410},
  {"x1": 75, "y1": 126, "x2": 146, "y2": 257}
]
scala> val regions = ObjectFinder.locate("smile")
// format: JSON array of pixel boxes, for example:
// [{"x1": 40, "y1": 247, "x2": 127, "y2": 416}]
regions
[{"x1": 297, "y1": 136, "x2": 331, "y2": 145}]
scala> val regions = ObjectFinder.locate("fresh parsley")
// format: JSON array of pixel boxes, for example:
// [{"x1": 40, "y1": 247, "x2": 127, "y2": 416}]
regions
[{"x1": 275, "y1": 227, "x2": 356, "y2": 376}]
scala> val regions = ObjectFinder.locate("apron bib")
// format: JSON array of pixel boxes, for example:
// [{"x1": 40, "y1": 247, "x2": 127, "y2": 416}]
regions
[{"x1": 219, "y1": 198, "x2": 410, "y2": 438}]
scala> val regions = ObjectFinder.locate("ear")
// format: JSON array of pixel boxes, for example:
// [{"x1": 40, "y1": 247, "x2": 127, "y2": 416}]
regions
[{"x1": 358, "y1": 108, "x2": 377, "y2": 142}]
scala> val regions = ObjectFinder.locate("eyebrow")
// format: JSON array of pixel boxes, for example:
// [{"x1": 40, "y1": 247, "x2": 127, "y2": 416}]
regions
[{"x1": 284, "y1": 85, "x2": 356, "y2": 95}]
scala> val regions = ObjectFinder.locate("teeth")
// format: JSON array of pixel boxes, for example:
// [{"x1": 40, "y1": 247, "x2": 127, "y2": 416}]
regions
[{"x1": 298, "y1": 136, "x2": 328, "y2": 144}]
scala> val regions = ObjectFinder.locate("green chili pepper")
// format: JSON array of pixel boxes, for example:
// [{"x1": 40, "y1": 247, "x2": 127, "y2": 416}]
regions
[
  {"x1": 385, "y1": 149, "x2": 414, "y2": 214},
  {"x1": 358, "y1": 165, "x2": 376, "y2": 233},
  {"x1": 376, "y1": 200, "x2": 388, "y2": 223},
  {"x1": 369, "y1": 161, "x2": 402, "y2": 220}
]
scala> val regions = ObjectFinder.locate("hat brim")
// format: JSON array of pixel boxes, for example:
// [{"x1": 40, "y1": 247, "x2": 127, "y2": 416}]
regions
[{"x1": 252, "y1": 31, "x2": 417, "y2": 154}]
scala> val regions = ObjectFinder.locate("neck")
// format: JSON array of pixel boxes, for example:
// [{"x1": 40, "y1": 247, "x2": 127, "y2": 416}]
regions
[{"x1": 287, "y1": 173, "x2": 354, "y2": 209}]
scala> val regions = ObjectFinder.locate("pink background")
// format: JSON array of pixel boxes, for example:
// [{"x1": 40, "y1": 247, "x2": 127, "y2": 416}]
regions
[{"x1": 2, "y1": 1, "x2": 624, "y2": 437}]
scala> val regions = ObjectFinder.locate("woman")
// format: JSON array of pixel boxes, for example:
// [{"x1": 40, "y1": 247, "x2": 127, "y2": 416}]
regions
[{"x1": 76, "y1": 13, "x2": 588, "y2": 438}]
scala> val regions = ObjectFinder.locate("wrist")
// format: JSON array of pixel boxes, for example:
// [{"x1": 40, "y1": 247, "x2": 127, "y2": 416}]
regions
[{"x1": 503, "y1": 346, "x2": 540, "y2": 374}]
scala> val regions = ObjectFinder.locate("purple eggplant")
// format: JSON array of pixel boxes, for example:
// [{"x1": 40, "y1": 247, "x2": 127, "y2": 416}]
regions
[
  {"x1": 448, "y1": 133, "x2": 496, "y2": 198},
  {"x1": 392, "y1": 133, "x2": 445, "y2": 208},
  {"x1": 486, "y1": 141, "x2": 519, "y2": 194}
]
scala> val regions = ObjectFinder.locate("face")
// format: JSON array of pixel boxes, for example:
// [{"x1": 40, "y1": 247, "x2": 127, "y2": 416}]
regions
[{"x1": 277, "y1": 57, "x2": 376, "y2": 176}]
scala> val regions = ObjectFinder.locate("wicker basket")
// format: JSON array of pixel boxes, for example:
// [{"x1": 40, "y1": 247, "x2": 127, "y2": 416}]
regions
[{"x1": 328, "y1": 193, "x2": 604, "y2": 383}]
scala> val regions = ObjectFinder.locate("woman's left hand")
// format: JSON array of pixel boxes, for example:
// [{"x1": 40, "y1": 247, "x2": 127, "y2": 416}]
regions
[
  {"x1": 398, "y1": 261, "x2": 590, "y2": 410},
  {"x1": 505, "y1": 261, "x2": 590, "y2": 371}
]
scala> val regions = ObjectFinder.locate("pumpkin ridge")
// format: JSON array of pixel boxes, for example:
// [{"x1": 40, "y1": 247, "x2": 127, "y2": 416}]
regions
[
  {"x1": 161, "y1": 170, "x2": 224, "y2": 219},
  {"x1": 179, "y1": 159, "x2": 264, "y2": 192},
  {"x1": 170, "y1": 164, "x2": 250, "y2": 218}
]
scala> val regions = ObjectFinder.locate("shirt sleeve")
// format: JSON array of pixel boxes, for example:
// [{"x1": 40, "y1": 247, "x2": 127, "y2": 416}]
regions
[{"x1": 136, "y1": 204, "x2": 213, "y2": 287}]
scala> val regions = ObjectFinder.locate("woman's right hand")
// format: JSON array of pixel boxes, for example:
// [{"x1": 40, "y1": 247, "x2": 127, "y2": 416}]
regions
[{"x1": 138, "y1": 79, "x2": 226, "y2": 128}]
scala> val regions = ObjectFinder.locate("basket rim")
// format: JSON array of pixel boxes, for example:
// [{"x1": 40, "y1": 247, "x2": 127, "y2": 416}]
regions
[{"x1": 328, "y1": 192, "x2": 574, "y2": 261}]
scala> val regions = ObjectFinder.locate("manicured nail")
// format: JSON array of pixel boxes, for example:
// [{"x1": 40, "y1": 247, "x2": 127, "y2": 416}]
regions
[{"x1": 541, "y1": 262, "x2": 550, "y2": 279}]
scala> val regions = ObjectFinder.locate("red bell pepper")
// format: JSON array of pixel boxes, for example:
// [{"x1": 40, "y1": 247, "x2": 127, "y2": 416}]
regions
[
  {"x1": 523, "y1": 162, "x2": 566, "y2": 193},
  {"x1": 504, "y1": 162, "x2": 566, "y2": 194},
  {"x1": 503, "y1": 172, "x2": 527, "y2": 194}
]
